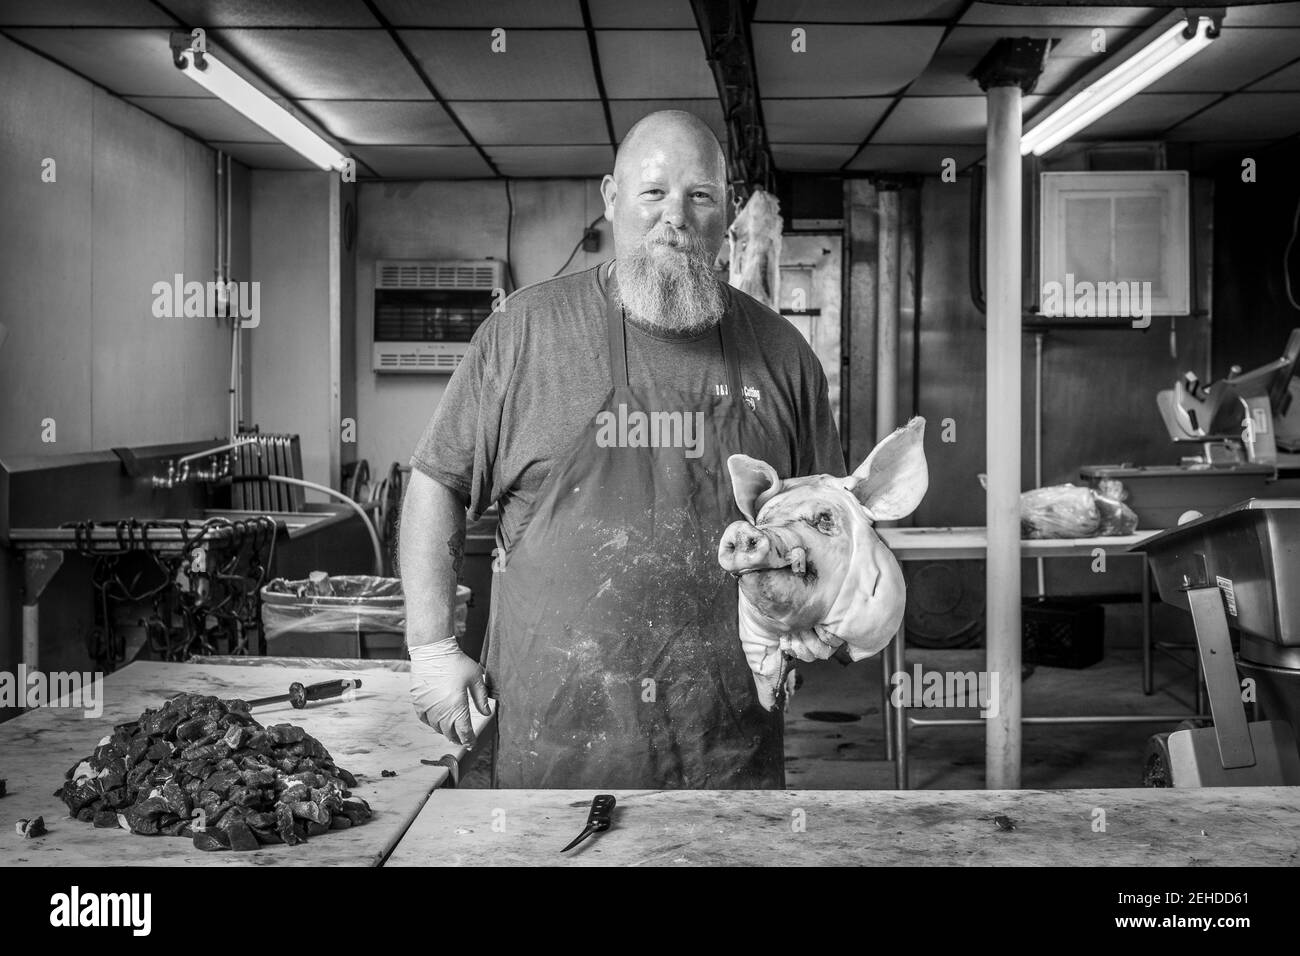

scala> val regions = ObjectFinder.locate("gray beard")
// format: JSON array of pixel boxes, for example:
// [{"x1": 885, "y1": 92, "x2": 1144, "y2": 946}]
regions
[{"x1": 615, "y1": 239, "x2": 725, "y2": 336}]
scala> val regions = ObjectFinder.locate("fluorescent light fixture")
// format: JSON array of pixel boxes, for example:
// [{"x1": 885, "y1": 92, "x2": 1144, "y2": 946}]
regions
[
  {"x1": 171, "y1": 37, "x2": 349, "y2": 171},
  {"x1": 1021, "y1": 15, "x2": 1219, "y2": 157}
]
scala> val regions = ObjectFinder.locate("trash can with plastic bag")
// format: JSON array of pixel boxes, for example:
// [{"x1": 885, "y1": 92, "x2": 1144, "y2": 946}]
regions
[{"x1": 261, "y1": 573, "x2": 470, "y2": 659}]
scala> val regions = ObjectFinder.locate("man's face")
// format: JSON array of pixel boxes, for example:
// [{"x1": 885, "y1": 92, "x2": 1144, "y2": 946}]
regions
[
  {"x1": 600, "y1": 124, "x2": 728, "y2": 334},
  {"x1": 602, "y1": 130, "x2": 727, "y2": 261}
]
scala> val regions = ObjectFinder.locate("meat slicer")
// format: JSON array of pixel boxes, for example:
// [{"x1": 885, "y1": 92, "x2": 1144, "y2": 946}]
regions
[{"x1": 1156, "y1": 328, "x2": 1300, "y2": 467}]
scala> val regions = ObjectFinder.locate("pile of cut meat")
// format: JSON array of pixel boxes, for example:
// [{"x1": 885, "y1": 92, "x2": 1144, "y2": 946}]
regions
[{"x1": 56, "y1": 692, "x2": 371, "y2": 852}]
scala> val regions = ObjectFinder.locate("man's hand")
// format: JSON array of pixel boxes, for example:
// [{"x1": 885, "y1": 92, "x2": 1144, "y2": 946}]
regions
[{"x1": 409, "y1": 639, "x2": 492, "y2": 746}]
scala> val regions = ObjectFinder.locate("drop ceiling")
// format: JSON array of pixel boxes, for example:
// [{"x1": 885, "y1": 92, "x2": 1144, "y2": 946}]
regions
[{"x1": 1, "y1": 0, "x2": 1297, "y2": 178}]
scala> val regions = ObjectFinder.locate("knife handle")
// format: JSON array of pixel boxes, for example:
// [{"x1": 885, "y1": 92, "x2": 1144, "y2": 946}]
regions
[
  {"x1": 289, "y1": 678, "x2": 363, "y2": 709},
  {"x1": 588, "y1": 793, "x2": 616, "y2": 831}
]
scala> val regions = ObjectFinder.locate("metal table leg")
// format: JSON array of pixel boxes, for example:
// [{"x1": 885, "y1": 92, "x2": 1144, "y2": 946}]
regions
[
  {"x1": 892, "y1": 628, "x2": 908, "y2": 789},
  {"x1": 881, "y1": 650, "x2": 895, "y2": 762},
  {"x1": 1142, "y1": 556, "x2": 1153, "y2": 695},
  {"x1": 20, "y1": 548, "x2": 64, "y2": 675}
]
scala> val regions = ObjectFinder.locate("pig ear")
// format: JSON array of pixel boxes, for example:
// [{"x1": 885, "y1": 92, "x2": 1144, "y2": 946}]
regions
[
  {"x1": 844, "y1": 416, "x2": 928, "y2": 520},
  {"x1": 727, "y1": 454, "x2": 782, "y2": 523}
]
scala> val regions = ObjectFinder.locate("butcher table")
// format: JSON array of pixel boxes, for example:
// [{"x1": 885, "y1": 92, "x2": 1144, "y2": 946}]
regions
[
  {"x1": 386, "y1": 787, "x2": 1300, "y2": 866},
  {"x1": 0, "y1": 658, "x2": 493, "y2": 866}
]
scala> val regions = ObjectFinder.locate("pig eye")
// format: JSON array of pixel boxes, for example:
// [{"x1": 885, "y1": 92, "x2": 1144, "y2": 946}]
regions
[{"x1": 812, "y1": 509, "x2": 836, "y2": 534}]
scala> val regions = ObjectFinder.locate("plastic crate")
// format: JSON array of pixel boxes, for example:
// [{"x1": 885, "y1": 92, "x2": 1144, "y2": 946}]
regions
[{"x1": 1022, "y1": 598, "x2": 1104, "y2": 668}]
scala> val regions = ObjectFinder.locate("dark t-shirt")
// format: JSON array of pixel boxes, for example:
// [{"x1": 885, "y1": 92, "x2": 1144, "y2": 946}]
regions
[{"x1": 411, "y1": 260, "x2": 845, "y2": 553}]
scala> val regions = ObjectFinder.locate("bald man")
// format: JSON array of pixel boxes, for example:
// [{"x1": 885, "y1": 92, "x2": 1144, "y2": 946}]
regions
[{"x1": 402, "y1": 110, "x2": 844, "y2": 789}]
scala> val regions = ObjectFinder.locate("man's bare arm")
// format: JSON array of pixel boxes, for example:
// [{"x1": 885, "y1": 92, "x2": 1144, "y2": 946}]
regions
[{"x1": 399, "y1": 469, "x2": 467, "y2": 648}]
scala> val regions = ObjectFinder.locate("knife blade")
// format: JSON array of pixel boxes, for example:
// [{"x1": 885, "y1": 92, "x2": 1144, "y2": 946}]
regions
[{"x1": 561, "y1": 793, "x2": 616, "y2": 853}]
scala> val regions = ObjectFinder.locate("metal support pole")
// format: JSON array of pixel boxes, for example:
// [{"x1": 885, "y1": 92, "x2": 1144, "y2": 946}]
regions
[
  {"x1": 984, "y1": 82, "x2": 1023, "y2": 790},
  {"x1": 1034, "y1": 331, "x2": 1045, "y2": 597},
  {"x1": 876, "y1": 188, "x2": 901, "y2": 440}
]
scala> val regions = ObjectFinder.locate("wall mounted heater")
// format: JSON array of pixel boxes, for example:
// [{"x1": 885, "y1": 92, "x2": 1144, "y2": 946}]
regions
[{"x1": 371, "y1": 259, "x2": 506, "y2": 374}]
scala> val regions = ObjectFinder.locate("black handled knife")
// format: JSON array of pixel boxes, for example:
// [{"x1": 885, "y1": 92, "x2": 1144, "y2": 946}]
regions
[
  {"x1": 247, "y1": 678, "x2": 361, "y2": 710},
  {"x1": 561, "y1": 794, "x2": 616, "y2": 853}
]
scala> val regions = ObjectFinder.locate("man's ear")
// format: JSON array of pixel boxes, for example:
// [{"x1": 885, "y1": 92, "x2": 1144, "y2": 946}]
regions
[
  {"x1": 844, "y1": 416, "x2": 928, "y2": 520},
  {"x1": 728, "y1": 454, "x2": 782, "y2": 523},
  {"x1": 600, "y1": 174, "x2": 617, "y2": 222}
]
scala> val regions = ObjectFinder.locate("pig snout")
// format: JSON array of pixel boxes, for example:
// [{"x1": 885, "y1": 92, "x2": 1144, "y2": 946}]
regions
[
  {"x1": 718, "y1": 522, "x2": 774, "y2": 572},
  {"x1": 719, "y1": 521, "x2": 804, "y2": 574}
]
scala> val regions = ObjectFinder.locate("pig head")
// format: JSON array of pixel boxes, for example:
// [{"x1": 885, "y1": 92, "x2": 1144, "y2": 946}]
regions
[{"x1": 717, "y1": 417, "x2": 928, "y2": 710}]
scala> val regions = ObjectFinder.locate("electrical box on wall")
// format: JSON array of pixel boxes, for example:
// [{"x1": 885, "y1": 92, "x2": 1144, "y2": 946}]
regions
[
  {"x1": 1039, "y1": 171, "x2": 1190, "y2": 322},
  {"x1": 371, "y1": 259, "x2": 506, "y2": 373}
]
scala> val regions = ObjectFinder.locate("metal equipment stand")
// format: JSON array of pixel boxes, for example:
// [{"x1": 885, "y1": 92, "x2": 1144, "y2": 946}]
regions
[{"x1": 1151, "y1": 585, "x2": 1300, "y2": 785}]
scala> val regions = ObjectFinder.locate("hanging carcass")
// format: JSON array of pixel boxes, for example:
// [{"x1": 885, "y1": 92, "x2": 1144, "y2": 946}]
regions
[{"x1": 718, "y1": 186, "x2": 783, "y2": 311}]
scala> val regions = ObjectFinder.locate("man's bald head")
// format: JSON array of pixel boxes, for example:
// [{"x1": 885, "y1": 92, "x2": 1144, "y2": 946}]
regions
[
  {"x1": 613, "y1": 110, "x2": 726, "y2": 187},
  {"x1": 599, "y1": 110, "x2": 730, "y2": 334},
  {"x1": 601, "y1": 108, "x2": 729, "y2": 262}
]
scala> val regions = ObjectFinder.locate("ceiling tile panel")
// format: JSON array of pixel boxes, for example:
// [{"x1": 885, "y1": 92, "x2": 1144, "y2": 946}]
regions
[
  {"x1": 161, "y1": 0, "x2": 380, "y2": 27},
  {"x1": 486, "y1": 145, "x2": 614, "y2": 177},
  {"x1": 609, "y1": 99, "x2": 726, "y2": 140},
  {"x1": 401, "y1": 29, "x2": 599, "y2": 99},
  {"x1": 4, "y1": 28, "x2": 202, "y2": 95},
  {"x1": 942, "y1": 24, "x2": 1119, "y2": 60},
  {"x1": 1221, "y1": 3, "x2": 1300, "y2": 27},
  {"x1": 351, "y1": 145, "x2": 494, "y2": 177},
  {"x1": 771, "y1": 143, "x2": 859, "y2": 170},
  {"x1": 1073, "y1": 92, "x2": 1220, "y2": 139},
  {"x1": 752, "y1": 24, "x2": 944, "y2": 97},
  {"x1": 1249, "y1": 59, "x2": 1300, "y2": 91},
  {"x1": 125, "y1": 95, "x2": 279, "y2": 142},
  {"x1": 217, "y1": 28, "x2": 430, "y2": 99},
  {"x1": 208, "y1": 141, "x2": 319, "y2": 169},
  {"x1": 908, "y1": 52, "x2": 1087, "y2": 96},
  {"x1": 845, "y1": 144, "x2": 984, "y2": 173},
  {"x1": 754, "y1": 1, "x2": 965, "y2": 22},
  {"x1": 0, "y1": 0, "x2": 171, "y2": 26},
  {"x1": 373, "y1": 0, "x2": 583, "y2": 28},
  {"x1": 960, "y1": 3, "x2": 1156, "y2": 27},
  {"x1": 452, "y1": 100, "x2": 608, "y2": 145},
  {"x1": 764, "y1": 98, "x2": 892, "y2": 143},
  {"x1": 874, "y1": 95, "x2": 1046, "y2": 144},
  {"x1": 588, "y1": 0, "x2": 696, "y2": 28},
  {"x1": 299, "y1": 99, "x2": 467, "y2": 145},
  {"x1": 596, "y1": 30, "x2": 716, "y2": 98},
  {"x1": 1146, "y1": 27, "x2": 1300, "y2": 93},
  {"x1": 1165, "y1": 92, "x2": 1300, "y2": 140}
]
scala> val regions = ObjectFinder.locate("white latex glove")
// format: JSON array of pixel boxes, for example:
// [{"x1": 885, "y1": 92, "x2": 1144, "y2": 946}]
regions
[
  {"x1": 409, "y1": 639, "x2": 491, "y2": 746},
  {"x1": 779, "y1": 627, "x2": 845, "y2": 663}
]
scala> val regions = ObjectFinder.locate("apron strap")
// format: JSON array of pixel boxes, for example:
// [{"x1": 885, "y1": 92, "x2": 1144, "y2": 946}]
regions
[
  {"x1": 718, "y1": 286, "x2": 743, "y2": 403},
  {"x1": 606, "y1": 289, "x2": 630, "y2": 389},
  {"x1": 604, "y1": 262, "x2": 743, "y2": 402}
]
